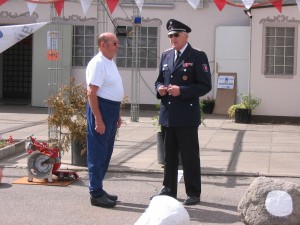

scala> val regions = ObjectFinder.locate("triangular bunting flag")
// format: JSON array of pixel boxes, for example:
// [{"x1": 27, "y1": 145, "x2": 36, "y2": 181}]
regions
[
  {"x1": 214, "y1": 0, "x2": 226, "y2": 11},
  {"x1": 134, "y1": 0, "x2": 144, "y2": 13},
  {"x1": 296, "y1": 0, "x2": 300, "y2": 11},
  {"x1": 0, "y1": 22, "x2": 48, "y2": 54},
  {"x1": 272, "y1": 0, "x2": 282, "y2": 13},
  {"x1": 187, "y1": 0, "x2": 201, "y2": 9},
  {"x1": 27, "y1": 1, "x2": 38, "y2": 16},
  {"x1": 242, "y1": 0, "x2": 254, "y2": 9},
  {"x1": 54, "y1": 0, "x2": 64, "y2": 17},
  {"x1": 0, "y1": 0, "x2": 8, "y2": 6},
  {"x1": 80, "y1": 0, "x2": 93, "y2": 16},
  {"x1": 106, "y1": 0, "x2": 119, "y2": 14}
]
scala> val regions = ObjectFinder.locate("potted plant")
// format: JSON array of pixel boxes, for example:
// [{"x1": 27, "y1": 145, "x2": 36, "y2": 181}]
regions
[
  {"x1": 47, "y1": 77, "x2": 87, "y2": 167},
  {"x1": 200, "y1": 97, "x2": 215, "y2": 114},
  {"x1": 47, "y1": 77, "x2": 127, "y2": 167},
  {"x1": 228, "y1": 93, "x2": 261, "y2": 124},
  {"x1": 152, "y1": 104, "x2": 165, "y2": 165}
]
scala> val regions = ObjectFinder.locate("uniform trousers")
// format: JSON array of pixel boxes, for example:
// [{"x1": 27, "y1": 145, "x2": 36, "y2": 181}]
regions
[
  {"x1": 163, "y1": 126, "x2": 201, "y2": 198},
  {"x1": 86, "y1": 97, "x2": 120, "y2": 198}
]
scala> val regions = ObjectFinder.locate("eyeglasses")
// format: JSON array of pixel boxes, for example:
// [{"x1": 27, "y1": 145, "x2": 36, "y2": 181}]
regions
[
  {"x1": 105, "y1": 41, "x2": 120, "y2": 46},
  {"x1": 168, "y1": 33, "x2": 180, "y2": 38}
]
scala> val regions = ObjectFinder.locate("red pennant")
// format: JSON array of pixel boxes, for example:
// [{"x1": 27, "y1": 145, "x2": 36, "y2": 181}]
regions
[
  {"x1": 106, "y1": 0, "x2": 119, "y2": 14},
  {"x1": 214, "y1": 0, "x2": 226, "y2": 11},
  {"x1": 272, "y1": 0, "x2": 282, "y2": 13},
  {"x1": 0, "y1": 0, "x2": 8, "y2": 6},
  {"x1": 54, "y1": 0, "x2": 64, "y2": 16}
]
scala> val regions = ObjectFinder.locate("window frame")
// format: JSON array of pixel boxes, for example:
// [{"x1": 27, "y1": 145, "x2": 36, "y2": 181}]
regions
[
  {"x1": 72, "y1": 25, "x2": 96, "y2": 67},
  {"x1": 114, "y1": 18, "x2": 162, "y2": 70},
  {"x1": 261, "y1": 20, "x2": 298, "y2": 78}
]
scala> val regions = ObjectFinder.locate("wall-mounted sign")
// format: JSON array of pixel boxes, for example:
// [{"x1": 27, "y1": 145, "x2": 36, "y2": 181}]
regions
[
  {"x1": 217, "y1": 75, "x2": 235, "y2": 89},
  {"x1": 47, "y1": 31, "x2": 59, "y2": 50},
  {"x1": 47, "y1": 50, "x2": 59, "y2": 61}
]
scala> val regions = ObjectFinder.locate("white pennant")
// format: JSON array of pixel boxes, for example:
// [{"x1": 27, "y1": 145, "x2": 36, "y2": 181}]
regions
[
  {"x1": 187, "y1": 0, "x2": 201, "y2": 9},
  {"x1": 242, "y1": 0, "x2": 254, "y2": 9},
  {"x1": 296, "y1": 0, "x2": 300, "y2": 11},
  {"x1": 80, "y1": 0, "x2": 93, "y2": 16},
  {"x1": 0, "y1": 22, "x2": 48, "y2": 54},
  {"x1": 134, "y1": 0, "x2": 144, "y2": 14},
  {"x1": 26, "y1": 1, "x2": 38, "y2": 16}
]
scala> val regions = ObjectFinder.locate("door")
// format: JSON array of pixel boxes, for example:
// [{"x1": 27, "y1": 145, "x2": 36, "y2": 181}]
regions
[
  {"x1": 1, "y1": 35, "x2": 33, "y2": 103},
  {"x1": 215, "y1": 26, "x2": 250, "y2": 103},
  {"x1": 31, "y1": 24, "x2": 72, "y2": 107}
]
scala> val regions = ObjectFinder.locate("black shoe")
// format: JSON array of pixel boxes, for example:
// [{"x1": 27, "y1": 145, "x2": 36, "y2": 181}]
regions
[
  {"x1": 183, "y1": 196, "x2": 200, "y2": 205},
  {"x1": 157, "y1": 186, "x2": 171, "y2": 196},
  {"x1": 103, "y1": 190, "x2": 118, "y2": 201},
  {"x1": 150, "y1": 186, "x2": 174, "y2": 200},
  {"x1": 90, "y1": 195, "x2": 117, "y2": 208}
]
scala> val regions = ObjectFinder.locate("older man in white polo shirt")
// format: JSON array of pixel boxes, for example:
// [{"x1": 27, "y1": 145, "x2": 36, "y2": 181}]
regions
[{"x1": 86, "y1": 32, "x2": 124, "y2": 208}]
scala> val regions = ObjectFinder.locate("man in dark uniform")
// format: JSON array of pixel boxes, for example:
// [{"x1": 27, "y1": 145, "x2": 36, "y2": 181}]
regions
[{"x1": 154, "y1": 19, "x2": 212, "y2": 205}]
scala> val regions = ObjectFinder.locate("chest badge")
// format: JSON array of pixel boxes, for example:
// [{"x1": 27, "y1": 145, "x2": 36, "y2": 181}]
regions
[{"x1": 183, "y1": 75, "x2": 188, "y2": 81}]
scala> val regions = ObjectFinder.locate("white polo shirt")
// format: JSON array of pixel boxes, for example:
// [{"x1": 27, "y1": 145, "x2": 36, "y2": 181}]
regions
[{"x1": 86, "y1": 52, "x2": 124, "y2": 102}]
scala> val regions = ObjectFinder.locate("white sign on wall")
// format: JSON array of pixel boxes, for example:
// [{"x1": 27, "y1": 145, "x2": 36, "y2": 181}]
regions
[{"x1": 217, "y1": 75, "x2": 235, "y2": 89}]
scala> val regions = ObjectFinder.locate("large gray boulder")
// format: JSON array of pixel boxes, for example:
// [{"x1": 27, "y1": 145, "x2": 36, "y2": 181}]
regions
[{"x1": 238, "y1": 177, "x2": 300, "y2": 225}]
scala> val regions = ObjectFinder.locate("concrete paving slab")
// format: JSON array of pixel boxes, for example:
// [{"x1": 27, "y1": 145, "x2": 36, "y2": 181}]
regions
[{"x1": 1, "y1": 105, "x2": 300, "y2": 178}]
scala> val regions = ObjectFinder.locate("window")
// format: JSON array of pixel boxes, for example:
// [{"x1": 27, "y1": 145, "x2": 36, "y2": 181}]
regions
[
  {"x1": 263, "y1": 26, "x2": 296, "y2": 75},
  {"x1": 72, "y1": 25, "x2": 95, "y2": 67},
  {"x1": 116, "y1": 25, "x2": 158, "y2": 69}
]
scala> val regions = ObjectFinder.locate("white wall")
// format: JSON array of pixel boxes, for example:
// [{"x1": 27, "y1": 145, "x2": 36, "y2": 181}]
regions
[
  {"x1": 1, "y1": 1, "x2": 249, "y2": 106},
  {"x1": 251, "y1": 6, "x2": 300, "y2": 117},
  {"x1": 107, "y1": 2, "x2": 250, "y2": 105}
]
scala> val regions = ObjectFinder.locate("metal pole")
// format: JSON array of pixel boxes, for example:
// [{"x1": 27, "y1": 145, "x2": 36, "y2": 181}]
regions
[
  {"x1": 48, "y1": 3, "x2": 63, "y2": 142},
  {"x1": 130, "y1": 4, "x2": 140, "y2": 122}
]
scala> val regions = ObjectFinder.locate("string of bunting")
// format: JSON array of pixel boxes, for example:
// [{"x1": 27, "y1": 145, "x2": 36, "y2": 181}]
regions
[{"x1": 1, "y1": 0, "x2": 300, "y2": 17}]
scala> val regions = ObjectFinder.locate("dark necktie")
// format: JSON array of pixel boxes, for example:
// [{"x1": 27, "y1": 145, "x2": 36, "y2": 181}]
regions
[{"x1": 175, "y1": 50, "x2": 181, "y2": 63}]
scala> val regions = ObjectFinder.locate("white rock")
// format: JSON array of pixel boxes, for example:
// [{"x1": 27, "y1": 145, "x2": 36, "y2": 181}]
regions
[{"x1": 134, "y1": 195, "x2": 190, "y2": 225}]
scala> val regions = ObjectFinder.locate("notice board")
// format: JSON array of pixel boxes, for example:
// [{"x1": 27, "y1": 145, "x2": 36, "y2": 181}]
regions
[{"x1": 213, "y1": 73, "x2": 237, "y2": 115}]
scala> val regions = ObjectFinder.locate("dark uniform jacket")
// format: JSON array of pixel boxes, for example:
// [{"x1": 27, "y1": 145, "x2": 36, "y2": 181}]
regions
[{"x1": 155, "y1": 43, "x2": 212, "y2": 127}]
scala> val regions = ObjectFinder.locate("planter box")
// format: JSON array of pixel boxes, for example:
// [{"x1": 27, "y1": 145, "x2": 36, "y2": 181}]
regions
[
  {"x1": 71, "y1": 141, "x2": 87, "y2": 167},
  {"x1": 157, "y1": 130, "x2": 182, "y2": 165},
  {"x1": 202, "y1": 102, "x2": 215, "y2": 114},
  {"x1": 0, "y1": 140, "x2": 26, "y2": 160},
  {"x1": 157, "y1": 132, "x2": 165, "y2": 164},
  {"x1": 235, "y1": 108, "x2": 251, "y2": 124}
]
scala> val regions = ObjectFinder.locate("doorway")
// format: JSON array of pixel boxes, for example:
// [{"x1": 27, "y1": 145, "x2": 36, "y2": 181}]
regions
[
  {"x1": 215, "y1": 26, "x2": 250, "y2": 103},
  {"x1": 1, "y1": 35, "x2": 32, "y2": 105}
]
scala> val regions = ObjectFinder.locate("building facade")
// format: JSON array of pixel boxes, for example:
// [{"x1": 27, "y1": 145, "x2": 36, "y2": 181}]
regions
[{"x1": 4, "y1": 1, "x2": 298, "y2": 121}]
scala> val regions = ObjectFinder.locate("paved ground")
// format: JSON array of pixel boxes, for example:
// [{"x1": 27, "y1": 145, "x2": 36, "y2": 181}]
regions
[
  {"x1": 1, "y1": 105, "x2": 300, "y2": 225},
  {"x1": 1, "y1": 105, "x2": 300, "y2": 177}
]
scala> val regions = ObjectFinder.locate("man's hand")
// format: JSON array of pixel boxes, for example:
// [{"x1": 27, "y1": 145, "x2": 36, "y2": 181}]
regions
[
  {"x1": 95, "y1": 119, "x2": 105, "y2": 135},
  {"x1": 167, "y1": 85, "x2": 180, "y2": 96},
  {"x1": 158, "y1": 85, "x2": 168, "y2": 96}
]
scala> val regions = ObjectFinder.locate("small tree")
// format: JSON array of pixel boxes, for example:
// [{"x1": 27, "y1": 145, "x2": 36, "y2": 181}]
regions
[{"x1": 47, "y1": 77, "x2": 87, "y2": 155}]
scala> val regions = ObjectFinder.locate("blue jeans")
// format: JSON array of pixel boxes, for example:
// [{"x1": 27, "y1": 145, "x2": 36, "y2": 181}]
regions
[{"x1": 86, "y1": 97, "x2": 120, "y2": 198}]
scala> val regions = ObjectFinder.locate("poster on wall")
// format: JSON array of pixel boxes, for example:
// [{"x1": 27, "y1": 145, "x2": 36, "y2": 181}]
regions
[
  {"x1": 217, "y1": 75, "x2": 235, "y2": 89},
  {"x1": 213, "y1": 73, "x2": 237, "y2": 115},
  {"x1": 47, "y1": 31, "x2": 59, "y2": 61}
]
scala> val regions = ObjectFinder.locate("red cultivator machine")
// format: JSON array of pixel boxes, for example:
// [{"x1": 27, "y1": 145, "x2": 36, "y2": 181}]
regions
[{"x1": 26, "y1": 135, "x2": 79, "y2": 182}]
